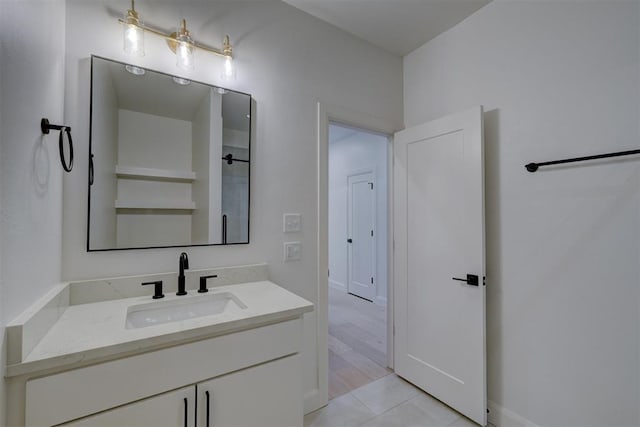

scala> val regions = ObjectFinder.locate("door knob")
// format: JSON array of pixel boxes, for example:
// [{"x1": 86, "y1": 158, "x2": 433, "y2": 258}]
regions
[
  {"x1": 452, "y1": 274, "x2": 479, "y2": 286},
  {"x1": 347, "y1": 238, "x2": 353, "y2": 243}
]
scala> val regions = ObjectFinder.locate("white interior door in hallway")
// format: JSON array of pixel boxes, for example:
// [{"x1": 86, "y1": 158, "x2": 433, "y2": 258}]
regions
[
  {"x1": 347, "y1": 171, "x2": 376, "y2": 301},
  {"x1": 394, "y1": 106, "x2": 486, "y2": 426},
  {"x1": 327, "y1": 123, "x2": 389, "y2": 306}
]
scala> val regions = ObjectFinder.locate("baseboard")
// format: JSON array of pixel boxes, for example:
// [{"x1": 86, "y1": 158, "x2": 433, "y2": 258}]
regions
[
  {"x1": 488, "y1": 400, "x2": 539, "y2": 427},
  {"x1": 374, "y1": 295, "x2": 387, "y2": 306},
  {"x1": 328, "y1": 279, "x2": 347, "y2": 293},
  {"x1": 303, "y1": 388, "x2": 327, "y2": 415}
]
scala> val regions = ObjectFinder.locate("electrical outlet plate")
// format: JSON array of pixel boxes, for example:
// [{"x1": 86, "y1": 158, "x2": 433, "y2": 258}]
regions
[
  {"x1": 283, "y1": 242, "x2": 302, "y2": 262},
  {"x1": 283, "y1": 213, "x2": 302, "y2": 233}
]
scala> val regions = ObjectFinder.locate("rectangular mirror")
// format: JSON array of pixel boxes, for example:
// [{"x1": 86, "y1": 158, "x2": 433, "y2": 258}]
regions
[{"x1": 88, "y1": 56, "x2": 251, "y2": 251}]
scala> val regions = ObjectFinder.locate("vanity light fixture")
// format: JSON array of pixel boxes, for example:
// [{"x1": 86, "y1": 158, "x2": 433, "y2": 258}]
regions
[{"x1": 119, "y1": 0, "x2": 235, "y2": 78}]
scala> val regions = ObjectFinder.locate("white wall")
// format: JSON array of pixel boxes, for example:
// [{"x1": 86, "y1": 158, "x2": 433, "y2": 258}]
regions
[
  {"x1": 328, "y1": 126, "x2": 388, "y2": 304},
  {"x1": 192, "y1": 91, "x2": 218, "y2": 244},
  {"x1": 0, "y1": 0, "x2": 66, "y2": 424},
  {"x1": 404, "y1": 1, "x2": 640, "y2": 425},
  {"x1": 0, "y1": 5, "x2": 4, "y2": 421},
  {"x1": 62, "y1": 0, "x2": 402, "y2": 409},
  {"x1": 118, "y1": 109, "x2": 192, "y2": 171},
  {"x1": 115, "y1": 110, "x2": 193, "y2": 247},
  {"x1": 89, "y1": 62, "x2": 118, "y2": 249}
]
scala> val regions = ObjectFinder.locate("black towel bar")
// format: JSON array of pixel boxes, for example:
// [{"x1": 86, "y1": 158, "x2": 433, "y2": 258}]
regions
[{"x1": 525, "y1": 148, "x2": 640, "y2": 172}]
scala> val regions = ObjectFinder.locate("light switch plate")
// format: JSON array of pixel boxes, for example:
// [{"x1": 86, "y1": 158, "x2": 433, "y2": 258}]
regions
[
  {"x1": 284, "y1": 242, "x2": 302, "y2": 262},
  {"x1": 283, "y1": 213, "x2": 302, "y2": 233}
]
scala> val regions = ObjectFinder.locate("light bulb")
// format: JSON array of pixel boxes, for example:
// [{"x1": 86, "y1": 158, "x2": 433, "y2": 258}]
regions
[
  {"x1": 222, "y1": 56, "x2": 235, "y2": 80},
  {"x1": 123, "y1": 8, "x2": 144, "y2": 57},
  {"x1": 176, "y1": 41, "x2": 194, "y2": 70}
]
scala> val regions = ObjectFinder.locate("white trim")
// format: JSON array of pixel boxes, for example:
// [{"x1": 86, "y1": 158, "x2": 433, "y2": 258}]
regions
[
  {"x1": 328, "y1": 279, "x2": 347, "y2": 293},
  {"x1": 386, "y1": 139, "x2": 395, "y2": 369},
  {"x1": 314, "y1": 102, "x2": 330, "y2": 414},
  {"x1": 488, "y1": 401, "x2": 539, "y2": 427},
  {"x1": 317, "y1": 102, "x2": 399, "y2": 410}
]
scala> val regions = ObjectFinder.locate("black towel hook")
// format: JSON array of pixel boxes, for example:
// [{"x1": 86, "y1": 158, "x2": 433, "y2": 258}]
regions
[{"x1": 41, "y1": 118, "x2": 73, "y2": 172}]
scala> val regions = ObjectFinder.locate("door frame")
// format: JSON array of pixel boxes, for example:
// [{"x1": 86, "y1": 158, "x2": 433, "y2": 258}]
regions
[
  {"x1": 314, "y1": 102, "x2": 399, "y2": 411},
  {"x1": 347, "y1": 168, "x2": 377, "y2": 301}
]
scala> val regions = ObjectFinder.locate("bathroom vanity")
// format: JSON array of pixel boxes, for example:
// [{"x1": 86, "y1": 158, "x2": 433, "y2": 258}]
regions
[{"x1": 4, "y1": 264, "x2": 313, "y2": 426}]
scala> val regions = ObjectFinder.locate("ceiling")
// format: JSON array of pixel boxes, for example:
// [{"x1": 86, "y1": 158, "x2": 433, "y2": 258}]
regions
[
  {"x1": 329, "y1": 123, "x2": 358, "y2": 144},
  {"x1": 282, "y1": 0, "x2": 491, "y2": 56}
]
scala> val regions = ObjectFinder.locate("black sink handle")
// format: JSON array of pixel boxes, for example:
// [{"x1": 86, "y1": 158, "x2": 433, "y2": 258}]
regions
[
  {"x1": 142, "y1": 280, "x2": 165, "y2": 299},
  {"x1": 199, "y1": 275, "x2": 218, "y2": 293}
]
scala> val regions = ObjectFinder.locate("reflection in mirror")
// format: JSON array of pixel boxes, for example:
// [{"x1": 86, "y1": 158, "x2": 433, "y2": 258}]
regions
[{"x1": 88, "y1": 56, "x2": 251, "y2": 251}]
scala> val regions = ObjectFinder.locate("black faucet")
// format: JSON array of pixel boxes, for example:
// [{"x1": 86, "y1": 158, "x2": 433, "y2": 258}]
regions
[{"x1": 177, "y1": 252, "x2": 189, "y2": 296}]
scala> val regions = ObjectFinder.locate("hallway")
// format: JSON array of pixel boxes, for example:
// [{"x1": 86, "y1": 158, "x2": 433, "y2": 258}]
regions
[{"x1": 328, "y1": 287, "x2": 390, "y2": 399}]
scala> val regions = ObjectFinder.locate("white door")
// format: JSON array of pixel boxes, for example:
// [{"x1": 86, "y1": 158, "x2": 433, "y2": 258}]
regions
[
  {"x1": 394, "y1": 106, "x2": 486, "y2": 425},
  {"x1": 347, "y1": 171, "x2": 376, "y2": 301}
]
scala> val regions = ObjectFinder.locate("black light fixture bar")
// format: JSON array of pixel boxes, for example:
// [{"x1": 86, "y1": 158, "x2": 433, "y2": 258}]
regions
[{"x1": 525, "y1": 148, "x2": 640, "y2": 173}]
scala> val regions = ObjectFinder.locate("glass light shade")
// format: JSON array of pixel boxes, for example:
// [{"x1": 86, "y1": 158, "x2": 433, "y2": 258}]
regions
[
  {"x1": 125, "y1": 65, "x2": 145, "y2": 75},
  {"x1": 221, "y1": 56, "x2": 236, "y2": 80},
  {"x1": 172, "y1": 77, "x2": 191, "y2": 85},
  {"x1": 176, "y1": 38, "x2": 195, "y2": 71},
  {"x1": 123, "y1": 14, "x2": 144, "y2": 57}
]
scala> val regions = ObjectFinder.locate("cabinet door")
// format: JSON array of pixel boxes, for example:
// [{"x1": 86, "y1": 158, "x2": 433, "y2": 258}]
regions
[
  {"x1": 61, "y1": 386, "x2": 195, "y2": 427},
  {"x1": 198, "y1": 355, "x2": 302, "y2": 427}
]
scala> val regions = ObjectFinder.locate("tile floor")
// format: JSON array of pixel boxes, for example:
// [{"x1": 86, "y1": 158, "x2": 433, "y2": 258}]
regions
[
  {"x1": 305, "y1": 374, "x2": 483, "y2": 427},
  {"x1": 323, "y1": 288, "x2": 492, "y2": 426}
]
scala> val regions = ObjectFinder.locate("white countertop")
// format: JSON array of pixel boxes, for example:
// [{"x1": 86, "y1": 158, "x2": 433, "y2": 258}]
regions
[{"x1": 6, "y1": 281, "x2": 313, "y2": 378}]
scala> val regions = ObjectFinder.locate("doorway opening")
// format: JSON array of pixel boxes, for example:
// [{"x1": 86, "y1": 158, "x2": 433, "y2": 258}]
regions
[{"x1": 327, "y1": 122, "x2": 392, "y2": 399}]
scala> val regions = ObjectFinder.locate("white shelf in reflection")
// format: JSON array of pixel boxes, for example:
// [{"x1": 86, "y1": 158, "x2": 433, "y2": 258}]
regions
[
  {"x1": 115, "y1": 200, "x2": 196, "y2": 211},
  {"x1": 115, "y1": 166, "x2": 196, "y2": 182}
]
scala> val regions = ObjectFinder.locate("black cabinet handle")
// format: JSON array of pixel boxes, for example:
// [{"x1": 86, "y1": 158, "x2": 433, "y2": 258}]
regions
[
  {"x1": 89, "y1": 153, "x2": 94, "y2": 186},
  {"x1": 347, "y1": 238, "x2": 353, "y2": 243},
  {"x1": 452, "y1": 274, "x2": 479, "y2": 286},
  {"x1": 205, "y1": 390, "x2": 211, "y2": 427},
  {"x1": 183, "y1": 398, "x2": 188, "y2": 427}
]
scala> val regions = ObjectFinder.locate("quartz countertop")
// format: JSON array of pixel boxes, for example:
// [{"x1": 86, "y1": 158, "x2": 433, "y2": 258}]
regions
[{"x1": 6, "y1": 281, "x2": 313, "y2": 378}]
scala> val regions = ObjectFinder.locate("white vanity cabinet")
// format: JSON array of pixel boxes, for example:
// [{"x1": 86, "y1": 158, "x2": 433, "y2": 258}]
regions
[
  {"x1": 19, "y1": 318, "x2": 305, "y2": 427},
  {"x1": 5, "y1": 278, "x2": 313, "y2": 427},
  {"x1": 196, "y1": 354, "x2": 301, "y2": 427},
  {"x1": 61, "y1": 354, "x2": 301, "y2": 427}
]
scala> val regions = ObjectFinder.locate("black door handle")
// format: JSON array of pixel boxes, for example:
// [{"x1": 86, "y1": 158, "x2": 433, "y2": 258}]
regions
[
  {"x1": 347, "y1": 238, "x2": 353, "y2": 243},
  {"x1": 452, "y1": 274, "x2": 479, "y2": 286}
]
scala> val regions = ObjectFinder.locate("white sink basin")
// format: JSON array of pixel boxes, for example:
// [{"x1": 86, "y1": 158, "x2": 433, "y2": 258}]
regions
[{"x1": 126, "y1": 292, "x2": 247, "y2": 329}]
